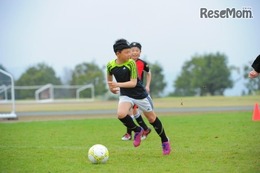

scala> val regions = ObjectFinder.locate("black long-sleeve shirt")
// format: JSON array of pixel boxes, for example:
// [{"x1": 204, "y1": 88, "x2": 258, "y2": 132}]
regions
[{"x1": 252, "y1": 55, "x2": 260, "y2": 73}]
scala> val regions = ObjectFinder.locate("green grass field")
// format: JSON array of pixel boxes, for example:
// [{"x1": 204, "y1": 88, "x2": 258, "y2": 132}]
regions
[{"x1": 0, "y1": 112, "x2": 259, "y2": 173}]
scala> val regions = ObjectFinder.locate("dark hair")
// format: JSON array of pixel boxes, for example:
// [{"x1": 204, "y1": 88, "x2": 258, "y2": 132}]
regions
[
  {"x1": 130, "y1": 42, "x2": 142, "y2": 50},
  {"x1": 113, "y1": 39, "x2": 130, "y2": 53}
]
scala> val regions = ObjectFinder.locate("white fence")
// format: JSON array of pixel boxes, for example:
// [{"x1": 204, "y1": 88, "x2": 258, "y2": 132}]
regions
[{"x1": 0, "y1": 84, "x2": 95, "y2": 102}]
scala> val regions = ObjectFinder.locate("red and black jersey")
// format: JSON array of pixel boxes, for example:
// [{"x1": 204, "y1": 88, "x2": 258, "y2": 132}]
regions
[{"x1": 135, "y1": 59, "x2": 150, "y2": 82}]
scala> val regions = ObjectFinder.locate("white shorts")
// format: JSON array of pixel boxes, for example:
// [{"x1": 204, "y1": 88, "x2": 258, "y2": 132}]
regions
[{"x1": 119, "y1": 95, "x2": 154, "y2": 112}]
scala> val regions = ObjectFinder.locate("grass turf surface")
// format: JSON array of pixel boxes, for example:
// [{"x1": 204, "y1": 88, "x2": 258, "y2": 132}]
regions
[{"x1": 0, "y1": 112, "x2": 259, "y2": 173}]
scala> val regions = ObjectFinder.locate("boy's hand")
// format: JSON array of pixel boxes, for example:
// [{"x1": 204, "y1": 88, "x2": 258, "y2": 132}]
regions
[
  {"x1": 145, "y1": 86, "x2": 150, "y2": 93},
  {"x1": 108, "y1": 81, "x2": 120, "y2": 94},
  {"x1": 249, "y1": 70, "x2": 259, "y2": 78}
]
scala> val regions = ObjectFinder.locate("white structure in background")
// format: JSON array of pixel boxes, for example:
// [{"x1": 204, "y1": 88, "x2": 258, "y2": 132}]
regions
[
  {"x1": 35, "y1": 83, "x2": 54, "y2": 103},
  {"x1": 0, "y1": 85, "x2": 8, "y2": 101},
  {"x1": 0, "y1": 69, "x2": 17, "y2": 119},
  {"x1": 76, "y1": 83, "x2": 94, "y2": 100},
  {"x1": 34, "y1": 84, "x2": 95, "y2": 102}
]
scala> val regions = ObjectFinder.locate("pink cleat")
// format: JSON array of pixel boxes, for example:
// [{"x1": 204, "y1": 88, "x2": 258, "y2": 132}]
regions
[
  {"x1": 162, "y1": 141, "x2": 171, "y2": 155},
  {"x1": 133, "y1": 128, "x2": 144, "y2": 147}
]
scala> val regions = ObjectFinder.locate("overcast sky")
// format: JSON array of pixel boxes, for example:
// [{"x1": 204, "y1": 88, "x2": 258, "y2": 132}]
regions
[{"x1": 0, "y1": 0, "x2": 259, "y2": 96}]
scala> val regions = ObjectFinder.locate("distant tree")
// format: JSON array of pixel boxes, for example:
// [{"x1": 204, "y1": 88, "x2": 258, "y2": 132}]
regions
[
  {"x1": 0, "y1": 64, "x2": 7, "y2": 71},
  {"x1": 243, "y1": 65, "x2": 260, "y2": 95},
  {"x1": 149, "y1": 62, "x2": 167, "y2": 98},
  {"x1": 16, "y1": 63, "x2": 61, "y2": 99},
  {"x1": 70, "y1": 62, "x2": 107, "y2": 97},
  {"x1": 171, "y1": 53, "x2": 233, "y2": 96},
  {"x1": 61, "y1": 67, "x2": 73, "y2": 85}
]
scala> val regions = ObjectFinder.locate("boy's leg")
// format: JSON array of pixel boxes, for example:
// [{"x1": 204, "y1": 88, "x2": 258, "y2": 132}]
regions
[
  {"x1": 122, "y1": 123, "x2": 133, "y2": 141},
  {"x1": 133, "y1": 107, "x2": 152, "y2": 140},
  {"x1": 133, "y1": 106, "x2": 149, "y2": 131},
  {"x1": 117, "y1": 102, "x2": 140, "y2": 132},
  {"x1": 121, "y1": 109, "x2": 134, "y2": 141},
  {"x1": 143, "y1": 111, "x2": 168, "y2": 143},
  {"x1": 121, "y1": 128, "x2": 132, "y2": 140},
  {"x1": 117, "y1": 101, "x2": 143, "y2": 147},
  {"x1": 144, "y1": 112, "x2": 171, "y2": 155},
  {"x1": 134, "y1": 95, "x2": 171, "y2": 155}
]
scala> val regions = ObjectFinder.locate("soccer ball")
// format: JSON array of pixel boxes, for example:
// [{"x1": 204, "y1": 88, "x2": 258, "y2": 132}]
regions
[{"x1": 88, "y1": 144, "x2": 109, "y2": 164}]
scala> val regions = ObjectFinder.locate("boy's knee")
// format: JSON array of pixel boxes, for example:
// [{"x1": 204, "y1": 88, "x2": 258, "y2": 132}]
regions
[
  {"x1": 117, "y1": 111, "x2": 127, "y2": 119},
  {"x1": 148, "y1": 116, "x2": 156, "y2": 123},
  {"x1": 143, "y1": 112, "x2": 156, "y2": 123}
]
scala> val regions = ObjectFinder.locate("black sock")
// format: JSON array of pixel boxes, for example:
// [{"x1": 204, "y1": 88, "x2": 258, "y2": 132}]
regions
[
  {"x1": 150, "y1": 117, "x2": 168, "y2": 143},
  {"x1": 126, "y1": 128, "x2": 132, "y2": 135},
  {"x1": 119, "y1": 115, "x2": 141, "y2": 132},
  {"x1": 135, "y1": 115, "x2": 148, "y2": 130}
]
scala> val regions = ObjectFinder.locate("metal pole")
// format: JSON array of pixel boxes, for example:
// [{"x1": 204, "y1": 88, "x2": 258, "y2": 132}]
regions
[{"x1": 0, "y1": 69, "x2": 16, "y2": 114}]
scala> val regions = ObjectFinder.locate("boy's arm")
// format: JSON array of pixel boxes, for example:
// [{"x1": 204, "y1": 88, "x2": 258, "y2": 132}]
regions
[
  {"x1": 108, "y1": 59, "x2": 138, "y2": 89},
  {"x1": 248, "y1": 55, "x2": 260, "y2": 78},
  {"x1": 107, "y1": 73, "x2": 120, "y2": 94},
  {"x1": 142, "y1": 60, "x2": 151, "y2": 92},
  {"x1": 108, "y1": 78, "x2": 137, "y2": 89},
  {"x1": 145, "y1": 71, "x2": 151, "y2": 93}
]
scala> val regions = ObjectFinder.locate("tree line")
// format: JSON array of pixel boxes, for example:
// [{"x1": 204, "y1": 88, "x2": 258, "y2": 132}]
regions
[{"x1": 0, "y1": 52, "x2": 259, "y2": 99}]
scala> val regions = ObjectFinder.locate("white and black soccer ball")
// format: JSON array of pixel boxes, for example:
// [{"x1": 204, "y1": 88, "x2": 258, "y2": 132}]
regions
[{"x1": 88, "y1": 144, "x2": 109, "y2": 164}]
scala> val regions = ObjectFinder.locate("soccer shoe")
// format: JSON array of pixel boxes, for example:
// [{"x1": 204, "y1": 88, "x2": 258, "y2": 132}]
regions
[
  {"x1": 162, "y1": 141, "x2": 171, "y2": 155},
  {"x1": 141, "y1": 128, "x2": 152, "y2": 140},
  {"x1": 133, "y1": 128, "x2": 144, "y2": 147},
  {"x1": 121, "y1": 133, "x2": 132, "y2": 141}
]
